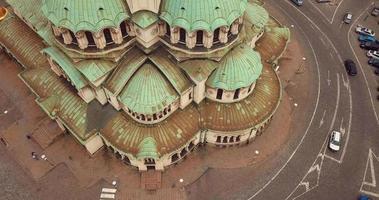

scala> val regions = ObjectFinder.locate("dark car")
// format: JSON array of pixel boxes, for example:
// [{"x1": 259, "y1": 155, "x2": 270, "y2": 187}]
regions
[
  {"x1": 344, "y1": 59, "x2": 358, "y2": 76},
  {"x1": 358, "y1": 194, "x2": 371, "y2": 200},
  {"x1": 368, "y1": 58, "x2": 379, "y2": 67},
  {"x1": 360, "y1": 41, "x2": 379, "y2": 50}
]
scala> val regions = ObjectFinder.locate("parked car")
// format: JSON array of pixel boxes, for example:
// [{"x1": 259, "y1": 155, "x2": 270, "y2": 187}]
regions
[
  {"x1": 291, "y1": 0, "x2": 303, "y2": 6},
  {"x1": 344, "y1": 13, "x2": 353, "y2": 24},
  {"x1": 329, "y1": 131, "x2": 342, "y2": 152},
  {"x1": 372, "y1": 7, "x2": 379, "y2": 16},
  {"x1": 344, "y1": 59, "x2": 358, "y2": 76},
  {"x1": 360, "y1": 41, "x2": 379, "y2": 50},
  {"x1": 367, "y1": 50, "x2": 379, "y2": 59},
  {"x1": 368, "y1": 58, "x2": 379, "y2": 67},
  {"x1": 358, "y1": 194, "x2": 371, "y2": 200},
  {"x1": 359, "y1": 35, "x2": 377, "y2": 43},
  {"x1": 356, "y1": 26, "x2": 375, "y2": 36}
]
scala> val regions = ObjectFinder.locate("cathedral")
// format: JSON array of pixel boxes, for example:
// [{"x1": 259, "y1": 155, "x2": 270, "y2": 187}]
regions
[{"x1": 0, "y1": 0, "x2": 289, "y2": 171}]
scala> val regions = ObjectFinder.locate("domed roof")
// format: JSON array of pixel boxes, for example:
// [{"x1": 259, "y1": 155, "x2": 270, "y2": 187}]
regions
[
  {"x1": 41, "y1": 0, "x2": 129, "y2": 33},
  {"x1": 160, "y1": 0, "x2": 247, "y2": 32},
  {"x1": 119, "y1": 63, "x2": 179, "y2": 114},
  {"x1": 206, "y1": 44, "x2": 263, "y2": 90}
]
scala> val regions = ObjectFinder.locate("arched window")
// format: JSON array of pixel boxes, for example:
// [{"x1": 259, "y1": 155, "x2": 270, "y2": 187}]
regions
[
  {"x1": 196, "y1": 30, "x2": 204, "y2": 45},
  {"x1": 236, "y1": 135, "x2": 241, "y2": 142},
  {"x1": 165, "y1": 22, "x2": 171, "y2": 37},
  {"x1": 179, "y1": 28, "x2": 186, "y2": 44},
  {"x1": 171, "y1": 153, "x2": 179, "y2": 163},
  {"x1": 216, "y1": 89, "x2": 223, "y2": 100},
  {"x1": 69, "y1": 31, "x2": 78, "y2": 44},
  {"x1": 180, "y1": 148, "x2": 188, "y2": 157},
  {"x1": 222, "y1": 137, "x2": 228, "y2": 143},
  {"x1": 85, "y1": 31, "x2": 96, "y2": 46},
  {"x1": 124, "y1": 155, "x2": 131, "y2": 164},
  {"x1": 120, "y1": 21, "x2": 128, "y2": 38},
  {"x1": 233, "y1": 88, "x2": 240, "y2": 100},
  {"x1": 213, "y1": 28, "x2": 220, "y2": 43},
  {"x1": 103, "y1": 29, "x2": 113, "y2": 44},
  {"x1": 216, "y1": 136, "x2": 221, "y2": 143}
]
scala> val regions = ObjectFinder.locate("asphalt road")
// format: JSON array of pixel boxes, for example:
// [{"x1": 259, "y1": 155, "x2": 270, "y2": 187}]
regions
[{"x1": 187, "y1": 0, "x2": 379, "y2": 199}]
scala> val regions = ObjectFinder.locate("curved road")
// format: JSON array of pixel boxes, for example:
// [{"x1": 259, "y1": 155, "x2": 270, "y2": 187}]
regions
[{"x1": 187, "y1": 0, "x2": 379, "y2": 199}]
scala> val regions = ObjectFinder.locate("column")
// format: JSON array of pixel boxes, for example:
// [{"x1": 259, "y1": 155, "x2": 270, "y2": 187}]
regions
[
  {"x1": 52, "y1": 26, "x2": 62, "y2": 37},
  {"x1": 93, "y1": 30, "x2": 106, "y2": 49},
  {"x1": 170, "y1": 27, "x2": 180, "y2": 44},
  {"x1": 203, "y1": 31, "x2": 214, "y2": 48},
  {"x1": 126, "y1": 22, "x2": 136, "y2": 36},
  {"x1": 158, "y1": 21, "x2": 167, "y2": 36},
  {"x1": 186, "y1": 31, "x2": 196, "y2": 49},
  {"x1": 76, "y1": 31, "x2": 89, "y2": 49},
  {"x1": 61, "y1": 29, "x2": 73, "y2": 45},
  {"x1": 110, "y1": 27, "x2": 123, "y2": 44},
  {"x1": 231, "y1": 21, "x2": 239, "y2": 35},
  {"x1": 219, "y1": 26, "x2": 229, "y2": 44}
]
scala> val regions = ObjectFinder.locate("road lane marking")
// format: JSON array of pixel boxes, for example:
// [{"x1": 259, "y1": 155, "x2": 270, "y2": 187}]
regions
[
  {"x1": 327, "y1": 70, "x2": 331, "y2": 86},
  {"x1": 331, "y1": 0, "x2": 345, "y2": 24},
  {"x1": 286, "y1": 73, "x2": 341, "y2": 200},
  {"x1": 247, "y1": 3, "x2": 323, "y2": 199},
  {"x1": 347, "y1": 2, "x2": 379, "y2": 125},
  {"x1": 360, "y1": 149, "x2": 379, "y2": 198},
  {"x1": 319, "y1": 110, "x2": 326, "y2": 128}
]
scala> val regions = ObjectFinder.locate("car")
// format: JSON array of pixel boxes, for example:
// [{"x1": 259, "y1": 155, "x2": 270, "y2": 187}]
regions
[
  {"x1": 372, "y1": 7, "x2": 379, "y2": 16},
  {"x1": 344, "y1": 13, "x2": 353, "y2": 24},
  {"x1": 367, "y1": 50, "x2": 379, "y2": 59},
  {"x1": 291, "y1": 0, "x2": 303, "y2": 6},
  {"x1": 329, "y1": 131, "x2": 342, "y2": 151},
  {"x1": 368, "y1": 58, "x2": 379, "y2": 68},
  {"x1": 358, "y1": 35, "x2": 377, "y2": 43},
  {"x1": 360, "y1": 41, "x2": 379, "y2": 50},
  {"x1": 358, "y1": 194, "x2": 371, "y2": 200},
  {"x1": 356, "y1": 26, "x2": 375, "y2": 36},
  {"x1": 344, "y1": 59, "x2": 358, "y2": 76}
]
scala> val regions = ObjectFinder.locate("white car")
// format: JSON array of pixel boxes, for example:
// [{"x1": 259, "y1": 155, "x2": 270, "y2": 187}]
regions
[
  {"x1": 367, "y1": 50, "x2": 379, "y2": 59},
  {"x1": 329, "y1": 131, "x2": 342, "y2": 152},
  {"x1": 356, "y1": 26, "x2": 375, "y2": 36}
]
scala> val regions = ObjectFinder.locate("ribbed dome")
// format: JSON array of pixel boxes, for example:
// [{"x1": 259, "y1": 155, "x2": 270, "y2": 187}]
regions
[
  {"x1": 206, "y1": 44, "x2": 263, "y2": 90},
  {"x1": 41, "y1": 0, "x2": 129, "y2": 33},
  {"x1": 160, "y1": 0, "x2": 247, "y2": 32},
  {"x1": 119, "y1": 63, "x2": 179, "y2": 115}
]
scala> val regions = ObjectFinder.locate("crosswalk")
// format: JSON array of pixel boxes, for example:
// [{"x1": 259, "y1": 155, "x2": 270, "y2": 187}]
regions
[{"x1": 100, "y1": 187, "x2": 117, "y2": 200}]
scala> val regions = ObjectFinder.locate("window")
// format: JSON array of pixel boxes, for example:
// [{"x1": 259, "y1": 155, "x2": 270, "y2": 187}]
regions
[
  {"x1": 165, "y1": 23, "x2": 171, "y2": 37},
  {"x1": 103, "y1": 29, "x2": 113, "y2": 44},
  {"x1": 213, "y1": 28, "x2": 220, "y2": 43},
  {"x1": 216, "y1": 89, "x2": 223, "y2": 100},
  {"x1": 179, "y1": 28, "x2": 186, "y2": 44},
  {"x1": 153, "y1": 113, "x2": 157, "y2": 120},
  {"x1": 196, "y1": 30, "x2": 203, "y2": 45},
  {"x1": 171, "y1": 154, "x2": 179, "y2": 163},
  {"x1": 216, "y1": 136, "x2": 221, "y2": 143},
  {"x1": 189, "y1": 92, "x2": 192, "y2": 100},
  {"x1": 144, "y1": 158, "x2": 155, "y2": 165},
  {"x1": 233, "y1": 88, "x2": 240, "y2": 100},
  {"x1": 85, "y1": 31, "x2": 96, "y2": 46},
  {"x1": 141, "y1": 115, "x2": 146, "y2": 121},
  {"x1": 120, "y1": 21, "x2": 128, "y2": 38},
  {"x1": 69, "y1": 31, "x2": 78, "y2": 44}
]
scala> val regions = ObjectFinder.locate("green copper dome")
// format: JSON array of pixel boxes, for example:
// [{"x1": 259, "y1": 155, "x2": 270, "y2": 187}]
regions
[
  {"x1": 160, "y1": 0, "x2": 247, "y2": 32},
  {"x1": 119, "y1": 63, "x2": 179, "y2": 115},
  {"x1": 41, "y1": 0, "x2": 129, "y2": 33},
  {"x1": 137, "y1": 137, "x2": 159, "y2": 160},
  {"x1": 206, "y1": 44, "x2": 263, "y2": 90}
]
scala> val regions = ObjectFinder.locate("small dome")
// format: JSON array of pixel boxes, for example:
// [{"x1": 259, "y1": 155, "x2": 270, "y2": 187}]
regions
[
  {"x1": 160, "y1": 0, "x2": 247, "y2": 32},
  {"x1": 206, "y1": 45, "x2": 263, "y2": 90},
  {"x1": 41, "y1": 0, "x2": 129, "y2": 33},
  {"x1": 119, "y1": 63, "x2": 179, "y2": 114}
]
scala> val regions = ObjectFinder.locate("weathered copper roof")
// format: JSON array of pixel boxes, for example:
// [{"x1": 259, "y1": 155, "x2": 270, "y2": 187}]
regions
[
  {"x1": 206, "y1": 44, "x2": 263, "y2": 90},
  {"x1": 132, "y1": 10, "x2": 158, "y2": 29},
  {"x1": 149, "y1": 50, "x2": 193, "y2": 95},
  {"x1": 41, "y1": 0, "x2": 130, "y2": 33},
  {"x1": 7, "y1": 0, "x2": 47, "y2": 30},
  {"x1": 160, "y1": 0, "x2": 247, "y2": 32},
  {"x1": 105, "y1": 48, "x2": 147, "y2": 95},
  {"x1": 179, "y1": 59, "x2": 218, "y2": 82},
  {"x1": 20, "y1": 69, "x2": 92, "y2": 141},
  {"x1": 137, "y1": 137, "x2": 159, "y2": 159},
  {"x1": 119, "y1": 63, "x2": 179, "y2": 114},
  {"x1": 0, "y1": 12, "x2": 48, "y2": 69},
  {"x1": 101, "y1": 104, "x2": 200, "y2": 156},
  {"x1": 200, "y1": 62, "x2": 280, "y2": 132}
]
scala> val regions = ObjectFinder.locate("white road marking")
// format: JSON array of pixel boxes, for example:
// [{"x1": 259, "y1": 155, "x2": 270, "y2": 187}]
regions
[
  {"x1": 247, "y1": 4, "x2": 323, "y2": 199},
  {"x1": 286, "y1": 73, "x2": 341, "y2": 200},
  {"x1": 347, "y1": 2, "x2": 379, "y2": 125},
  {"x1": 331, "y1": 0, "x2": 346, "y2": 24},
  {"x1": 307, "y1": 0, "x2": 346, "y2": 24},
  {"x1": 101, "y1": 188, "x2": 117, "y2": 193},
  {"x1": 360, "y1": 149, "x2": 379, "y2": 198},
  {"x1": 327, "y1": 70, "x2": 331, "y2": 86},
  {"x1": 319, "y1": 110, "x2": 326, "y2": 128}
]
